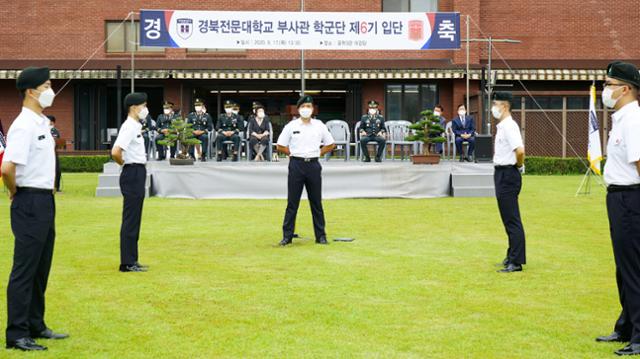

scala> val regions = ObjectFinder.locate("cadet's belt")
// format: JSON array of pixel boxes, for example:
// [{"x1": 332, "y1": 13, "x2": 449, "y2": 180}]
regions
[
  {"x1": 494, "y1": 165, "x2": 517, "y2": 169},
  {"x1": 290, "y1": 156, "x2": 318, "y2": 162},
  {"x1": 607, "y1": 184, "x2": 640, "y2": 193},
  {"x1": 16, "y1": 187, "x2": 54, "y2": 194},
  {"x1": 124, "y1": 163, "x2": 146, "y2": 168}
]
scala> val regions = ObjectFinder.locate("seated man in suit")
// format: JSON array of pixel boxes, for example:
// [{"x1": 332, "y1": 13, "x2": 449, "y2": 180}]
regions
[{"x1": 451, "y1": 104, "x2": 475, "y2": 162}]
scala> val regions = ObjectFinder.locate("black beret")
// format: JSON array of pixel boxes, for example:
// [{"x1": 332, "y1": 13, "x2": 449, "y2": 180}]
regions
[
  {"x1": 492, "y1": 91, "x2": 513, "y2": 102},
  {"x1": 124, "y1": 92, "x2": 147, "y2": 107},
  {"x1": 607, "y1": 61, "x2": 640, "y2": 88},
  {"x1": 16, "y1": 67, "x2": 50, "y2": 91},
  {"x1": 368, "y1": 100, "x2": 379, "y2": 108},
  {"x1": 297, "y1": 95, "x2": 313, "y2": 108},
  {"x1": 224, "y1": 100, "x2": 234, "y2": 107}
]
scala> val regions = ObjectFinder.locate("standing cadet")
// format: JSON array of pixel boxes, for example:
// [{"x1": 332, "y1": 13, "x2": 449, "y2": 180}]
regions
[
  {"x1": 2, "y1": 67, "x2": 69, "y2": 351},
  {"x1": 595, "y1": 61, "x2": 640, "y2": 356},
  {"x1": 216, "y1": 100, "x2": 243, "y2": 161},
  {"x1": 156, "y1": 101, "x2": 178, "y2": 160},
  {"x1": 187, "y1": 99, "x2": 213, "y2": 161},
  {"x1": 277, "y1": 95, "x2": 336, "y2": 246},
  {"x1": 491, "y1": 91, "x2": 526, "y2": 273},
  {"x1": 111, "y1": 92, "x2": 149, "y2": 273},
  {"x1": 359, "y1": 100, "x2": 387, "y2": 162}
]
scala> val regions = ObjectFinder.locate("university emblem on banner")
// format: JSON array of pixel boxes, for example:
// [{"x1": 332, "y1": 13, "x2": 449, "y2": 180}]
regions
[
  {"x1": 408, "y1": 20, "x2": 424, "y2": 41},
  {"x1": 177, "y1": 18, "x2": 193, "y2": 40}
]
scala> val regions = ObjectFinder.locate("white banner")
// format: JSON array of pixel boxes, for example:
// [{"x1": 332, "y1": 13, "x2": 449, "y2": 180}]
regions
[{"x1": 140, "y1": 10, "x2": 460, "y2": 50}]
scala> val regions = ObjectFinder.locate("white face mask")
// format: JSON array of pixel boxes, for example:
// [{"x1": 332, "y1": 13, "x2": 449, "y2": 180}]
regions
[
  {"x1": 163, "y1": 108, "x2": 172, "y2": 115},
  {"x1": 299, "y1": 108, "x2": 313, "y2": 119},
  {"x1": 256, "y1": 110, "x2": 265, "y2": 119},
  {"x1": 33, "y1": 88, "x2": 55, "y2": 109},
  {"x1": 491, "y1": 106, "x2": 502, "y2": 119},
  {"x1": 232, "y1": 110, "x2": 239, "y2": 115},
  {"x1": 602, "y1": 86, "x2": 623, "y2": 109},
  {"x1": 225, "y1": 108, "x2": 233, "y2": 115},
  {"x1": 195, "y1": 106, "x2": 203, "y2": 113},
  {"x1": 458, "y1": 110, "x2": 466, "y2": 117},
  {"x1": 137, "y1": 106, "x2": 149, "y2": 120},
  {"x1": 368, "y1": 109, "x2": 377, "y2": 115},
  {"x1": 433, "y1": 111, "x2": 441, "y2": 117}
]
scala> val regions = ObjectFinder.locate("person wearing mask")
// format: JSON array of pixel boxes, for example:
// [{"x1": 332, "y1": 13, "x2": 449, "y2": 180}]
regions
[
  {"x1": 216, "y1": 100, "x2": 243, "y2": 161},
  {"x1": 187, "y1": 98, "x2": 214, "y2": 161},
  {"x1": 155, "y1": 101, "x2": 178, "y2": 160},
  {"x1": 433, "y1": 105, "x2": 447, "y2": 154},
  {"x1": 451, "y1": 104, "x2": 476, "y2": 162},
  {"x1": 248, "y1": 102, "x2": 271, "y2": 161},
  {"x1": 358, "y1": 100, "x2": 386, "y2": 162}
]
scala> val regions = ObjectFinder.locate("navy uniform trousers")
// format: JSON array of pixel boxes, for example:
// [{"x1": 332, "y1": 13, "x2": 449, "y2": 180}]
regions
[
  {"x1": 607, "y1": 187, "x2": 640, "y2": 343},
  {"x1": 7, "y1": 189, "x2": 55, "y2": 342},
  {"x1": 494, "y1": 166, "x2": 526, "y2": 265},
  {"x1": 119, "y1": 164, "x2": 146, "y2": 266},
  {"x1": 282, "y1": 158, "x2": 326, "y2": 241}
]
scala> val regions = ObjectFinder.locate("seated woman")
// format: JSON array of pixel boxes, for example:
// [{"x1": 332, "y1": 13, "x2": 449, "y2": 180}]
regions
[{"x1": 248, "y1": 103, "x2": 270, "y2": 161}]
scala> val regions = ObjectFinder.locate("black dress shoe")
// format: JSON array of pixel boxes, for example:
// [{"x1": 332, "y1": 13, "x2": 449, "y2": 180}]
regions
[
  {"x1": 119, "y1": 264, "x2": 147, "y2": 272},
  {"x1": 201, "y1": 156, "x2": 207, "y2": 162},
  {"x1": 316, "y1": 237, "x2": 329, "y2": 245},
  {"x1": 597, "y1": 332, "x2": 630, "y2": 343},
  {"x1": 216, "y1": 155, "x2": 222, "y2": 162},
  {"x1": 292, "y1": 233, "x2": 300, "y2": 238},
  {"x1": 375, "y1": 157, "x2": 382, "y2": 162},
  {"x1": 459, "y1": 157, "x2": 465, "y2": 162},
  {"x1": 464, "y1": 156, "x2": 472, "y2": 162},
  {"x1": 615, "y1": 343, "x2": 640, "y2": 356},
  {"x1": 232, "y1": 154, "x2": 239, "y2": 162},
  {"x1": 279, "y1": 238, "x2": 293, "y2": 246},
  {"x1": 32, "y1": 328, "x2": 69, "y2": 340},
  {"x1": 6, "y1": 337, "x2": 47, "y2": 351},
  {"x1": 497, "y1": 263, "x2": 522, "y2": 273},
  {"x1": 363, "y1": 157, "x2": 371, "y2": 163}
]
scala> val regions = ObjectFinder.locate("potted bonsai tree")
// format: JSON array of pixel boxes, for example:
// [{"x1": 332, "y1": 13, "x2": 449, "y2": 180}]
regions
[
  {"x1": 406, "y1": 109, "x2": 446, "y2": 165},
  {"x1": 156, "y1": 118, "x2": 201, "y2": 165}
]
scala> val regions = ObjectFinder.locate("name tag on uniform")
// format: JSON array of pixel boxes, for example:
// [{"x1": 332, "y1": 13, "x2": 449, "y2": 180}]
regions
[
  {"x1": 137, "y1": 134, "x2": 142, "y2": 138},
  {"x1": 38, "y1": 135, "x2": 45, "y2": 140},
  {"x1": 293, "y1": 131, "x2": 300, "y2": 134}
]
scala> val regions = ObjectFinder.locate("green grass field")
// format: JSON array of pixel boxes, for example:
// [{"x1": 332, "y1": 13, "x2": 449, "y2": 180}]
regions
[{"x1": 0, "y1": 174, "x2": 622, "y2": 358}]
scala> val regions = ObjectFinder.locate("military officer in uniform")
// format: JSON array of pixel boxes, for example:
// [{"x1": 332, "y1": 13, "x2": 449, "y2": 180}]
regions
[
  {"x1": 140, "y1": 113, "x2": 156, "y2": 159},
  {"x1": 155, "y1": 101, "x2": 178, "y2": 160},
  {"x1": 595, "y1": 61, "x2": 640, "y2": 356},
  {"x1": 216, "y1": 100, "x2": 243, "y2": 161},
  {"x1": 187, "y1": 99, "x2": 213, "y2": 161},
  {"x1": 112, "y1": 92, "x2": 149, "y2": 273},
  {"x1": 277, "y1": 95, "x2": 336, "y2": 246},
  {"x1": 491, "y1": 92, "x2": 526, "y2": 273},
  {"x1": 359, "y1": 100, "x2": 387, "y2": 162},
  {"x1": 2, "y1": 67, "x2": 69, "y2": 351}
]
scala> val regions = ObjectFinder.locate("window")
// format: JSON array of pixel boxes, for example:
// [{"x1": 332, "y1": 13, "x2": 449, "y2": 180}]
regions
[
  {"x1": 383, "y1": 0, "x2": 438, "y2": 12},
  {"x1": 525, "y1": 96, "x2": 562, "y2": 110},
  {"x1": 567, "y1": 96, "x2": 599, "y2": 110},
  {"x1": 106, "y1": 21, "x2": 164, "y2": 53},
  {"x1": 385, "y1": 84, "x2": 438, "y2": 122}
]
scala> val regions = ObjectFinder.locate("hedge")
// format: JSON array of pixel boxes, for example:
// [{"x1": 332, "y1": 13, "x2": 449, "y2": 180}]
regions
[
  {"x1": 59, "y1": 155, "x2": 111, "y2": 172},
  {"x1": 524, "y1": 156, "x2": 595, "y2": 175}
]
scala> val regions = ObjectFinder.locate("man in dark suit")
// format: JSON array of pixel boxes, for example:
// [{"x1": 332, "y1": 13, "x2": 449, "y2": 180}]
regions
[{"x1": 451, "y1": 104, "x2": 476, "y2": 162}]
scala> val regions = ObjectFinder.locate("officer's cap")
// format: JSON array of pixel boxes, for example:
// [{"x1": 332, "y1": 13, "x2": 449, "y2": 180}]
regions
[
  {"x1": 492, "y1": 91, "x2": 513, "y2": 103},
  {"x1": 297, "y1": 95, "x2": 313, "y2": 108},
  {"x1": 124, "y1": 92, "x2": 148, "y2": 108},
  {"x1": 163, "y1": 101, "x2": 174, "y2": 109},
  {"x1": 253, "y1": 101, "x2": 264, "y2": 110},
  {"x1": 224, "y1": 100, "x2": 234, "y2": 108},
  {"x1": 607, "y1": 61, "x2": 640, "y2": 89},
  {"x1": 194, "y1": 98, "x2": 204, "y2": 106},
  {"x1": 16, "y1": 67, "x2": 50, "y2": 91},
  {"x1": 368, "y1": 100, "x2": 379, "y2": 108}
]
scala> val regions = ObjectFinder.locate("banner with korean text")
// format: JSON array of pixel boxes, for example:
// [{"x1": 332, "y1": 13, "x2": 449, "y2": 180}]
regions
[{"x1": 140, "y1": 10, "x2": 460, "y2": 50}]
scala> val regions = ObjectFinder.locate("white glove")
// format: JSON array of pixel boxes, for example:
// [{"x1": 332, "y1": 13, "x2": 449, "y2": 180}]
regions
[{"x1": 518, "y1": 164, "x2": 525, "y2": 174}]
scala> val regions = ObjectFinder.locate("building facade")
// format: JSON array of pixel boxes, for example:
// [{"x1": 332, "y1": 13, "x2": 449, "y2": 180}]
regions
[{"x1": 0, "y1": 0, "x2": 638, "y2": 156}]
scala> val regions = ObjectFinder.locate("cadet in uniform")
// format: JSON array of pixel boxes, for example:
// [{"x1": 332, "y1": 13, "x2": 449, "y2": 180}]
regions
[
  {"x1": 277, "y1": 95, "x2": 336, "y2": 246},
  {"x1": 155, "y1": 101, "x2": 178, "y2": 160},
  {"x1": 595, "y1": 61, "x2": 640, "y2": 356},
  {"x1": 187, "y1": 98, "x2": 213, "y2": 161},
  {"x1": 216, "y1": 100, "x2": 243, "y2": 161},
  {"x1": 2, "y1": 67, "x2": 69, "y2": 351},
  {"x1": 359, "y1": 100, "x2": 387, "y2": 162},
  {"x1": 491, "y1": 91, "x2": 526, "y2": 273},
  {"x1": 112, "y1": 92, "x2": 149, "y2": 273}
]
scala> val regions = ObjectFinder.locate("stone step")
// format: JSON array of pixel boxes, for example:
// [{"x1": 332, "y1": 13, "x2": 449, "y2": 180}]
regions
[
  {"x1": 103, "y1": 162, "x2": 121, "y2": 174},
  {"x1": 451, "y1": 173, "x2": 494, "y2": 187},
  {"x1": 452, "y1": 186, "x2": 495, "y2": 197},
  {"x1": 97, "y1": 174, "x2": 151, "y2": 187},
  {"x1": 95, "y1": 186, "x2": 151, "y2": 198}
]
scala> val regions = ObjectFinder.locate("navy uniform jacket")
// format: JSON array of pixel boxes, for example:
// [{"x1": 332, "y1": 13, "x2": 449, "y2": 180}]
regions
[
  {"x1": 156, "y1": 113, "x2": 179, "y2": 131},
  {"x1": 217, "y1": 114, "x2": 243, "y2": 134},
  {"x1": 141, "y1": 115, "x2": 156, "y2": 134},
  {"x1": 359, "y1": 114, "x2": 386, "y2": 137},
  {"x1": 187, "y1": 112, "x2": 213, "y2": 132},
  {"x1": 451, "y1": 115, "x2": 476, "y2": 138}
]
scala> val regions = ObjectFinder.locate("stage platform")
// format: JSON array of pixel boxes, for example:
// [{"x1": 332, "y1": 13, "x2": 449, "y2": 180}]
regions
[{"x1": 96, "y1": 160, "x2": 495, "y2": 199}]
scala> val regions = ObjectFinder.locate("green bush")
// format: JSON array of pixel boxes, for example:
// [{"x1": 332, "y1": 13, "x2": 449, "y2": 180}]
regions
[
  {"x1": 524, "y1": 156, "x2": 598, "y2": 175},
  {"x1": 59, "y1": 155, "x2": 110, "y2": 173}
]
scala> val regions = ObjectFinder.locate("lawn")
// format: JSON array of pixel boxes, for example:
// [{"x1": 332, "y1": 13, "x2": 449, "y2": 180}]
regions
[{"x1": 0, "y1": 174, "x2": 621, "y2": 358}]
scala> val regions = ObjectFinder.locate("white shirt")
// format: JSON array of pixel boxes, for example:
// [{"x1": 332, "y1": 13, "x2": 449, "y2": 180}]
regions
[
  {"x1": 493, "y1": 116, "x2": 524, "y2": 166},
  {"x1": 2, "y1": 107, "x2": 55, "y2": 189},
  {"x1": 604, "y1": 101, "x2": 640, "y2": 186},
  {"x1": 113, "y1": 117, "x2": 147, "y2": 164},
  {"x1": 277, "y1": 118, "x2": 335, "y2": 158}
]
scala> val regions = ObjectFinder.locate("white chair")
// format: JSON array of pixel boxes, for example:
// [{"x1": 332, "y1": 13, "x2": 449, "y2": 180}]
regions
[
  {"x1": 386, "y1": 122, "x2": 416, "y2": 161},
  {"x1": 324, "y1": 120, "x2": 350, "y2": 161},
  {"x1": 354, "y1": 121, "x2": 387, "y2": 161}
]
